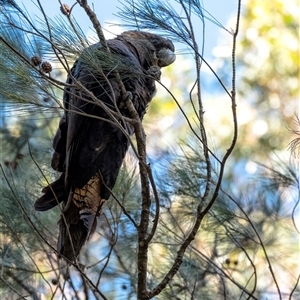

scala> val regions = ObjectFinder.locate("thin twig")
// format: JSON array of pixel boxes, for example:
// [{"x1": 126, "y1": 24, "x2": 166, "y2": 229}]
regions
[
  {"x1": 200, "y1": 0, "x2": 241, "y2": 217},
  {"x1": 289, "y1": 273, "x2": 300, "y2": 300},
  {"x1": 0, "y1": 276, "x2": 27, "y2": 299},
  {"x1": 179, "y1": 0, "x2": 212, "y2": 203},
  {"x1": 87, "y1": 173, "x2": 138, "y2": 228},
  {"x1": 144, "y1": 164, "x2": 160, "y2": 245},
  {"x1": 58, "y1": 0, "x2": 87, "y2": 48},
  {"x1": 125, "y1": 93, "x2": 151, "y2": 299},
  {"x1": 211, "y1": 211, "x2": 257, "y2": 297},
  {"x1": 77, "y1": 0, "x2": 108, "y2": 51},
  {"x1": 149, "y1": 1, "x2": 242, "y2": 296},
  {"x1": 221, "y1": 187, "x2": 282, "y2": 300}
]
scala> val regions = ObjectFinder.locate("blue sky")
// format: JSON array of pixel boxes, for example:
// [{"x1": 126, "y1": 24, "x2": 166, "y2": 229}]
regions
[{"x1": 16, "y1": 0, "x2": 237, "y2": 57}]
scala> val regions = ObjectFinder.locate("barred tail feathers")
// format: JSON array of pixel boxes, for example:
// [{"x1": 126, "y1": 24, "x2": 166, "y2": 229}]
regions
[{"x1": 57, "y1": 173, "x2": 105, "y2": 261}]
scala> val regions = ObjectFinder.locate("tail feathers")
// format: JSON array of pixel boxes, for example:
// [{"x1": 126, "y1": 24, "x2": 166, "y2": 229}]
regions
[
  {"x1": 34, "y1": 175, "x2": 65, "y2": 211},
  {"x1": 57, "y1": 202, "x2": 105, "y2": 262},
  {"x1": 57, "y1": 173, "x2": 105, "y2": 262},
  {"x1": 57, "y1": 205, "x2": 89, "y2": 262}
]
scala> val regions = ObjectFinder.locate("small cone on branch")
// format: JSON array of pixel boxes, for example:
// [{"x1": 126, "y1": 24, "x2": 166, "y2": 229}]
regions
[
  {"x1": 31, "y1": 55, "x2": 42, "y2": 67},
  {"x1": 60, "y1": 4, "x2": 70, "y2": 15},
  {"x1": 41, "y1": 61, "x2": 52, "y2": 73}
]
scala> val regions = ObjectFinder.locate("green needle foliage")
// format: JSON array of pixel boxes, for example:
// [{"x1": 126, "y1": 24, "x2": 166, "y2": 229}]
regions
[{"x1": 0, "y1": 0, "x2": 299, "y2": 299}]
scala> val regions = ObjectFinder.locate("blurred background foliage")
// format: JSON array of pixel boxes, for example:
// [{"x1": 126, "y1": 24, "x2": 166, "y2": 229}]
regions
[{"x1": 0, "y1": 0, "x2": 299, "y2": 299}]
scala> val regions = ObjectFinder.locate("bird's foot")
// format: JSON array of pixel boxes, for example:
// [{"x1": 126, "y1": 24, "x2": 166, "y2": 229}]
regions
[{"x1": 147, "y1": 65, "x2": 161, "y2": 81}]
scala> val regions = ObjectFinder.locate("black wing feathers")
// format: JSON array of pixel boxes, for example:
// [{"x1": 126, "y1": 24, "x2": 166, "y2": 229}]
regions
[{"x1": 34, "y1": 31, "x2": 175, "y2": 261}]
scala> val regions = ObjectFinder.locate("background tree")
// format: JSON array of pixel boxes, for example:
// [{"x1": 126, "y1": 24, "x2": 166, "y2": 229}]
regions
[{"x1": 0, "y1": 0, "x2": 299, "y2": 299}]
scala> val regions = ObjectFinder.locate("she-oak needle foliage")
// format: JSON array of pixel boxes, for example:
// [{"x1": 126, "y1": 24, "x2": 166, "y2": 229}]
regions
[{"x1": 0, "y1": 0, "x2": 299, "y2": 299}]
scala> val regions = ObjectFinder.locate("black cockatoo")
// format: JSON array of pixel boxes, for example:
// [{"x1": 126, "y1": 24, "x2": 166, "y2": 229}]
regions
[{"x1": 34, "y1": 31, "x2": 175, "y2": 262}]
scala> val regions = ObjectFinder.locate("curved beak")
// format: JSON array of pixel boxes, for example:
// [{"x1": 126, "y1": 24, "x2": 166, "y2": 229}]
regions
[{"x1": 157, "y1": 48, "x2": 176, "y2": 68}]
